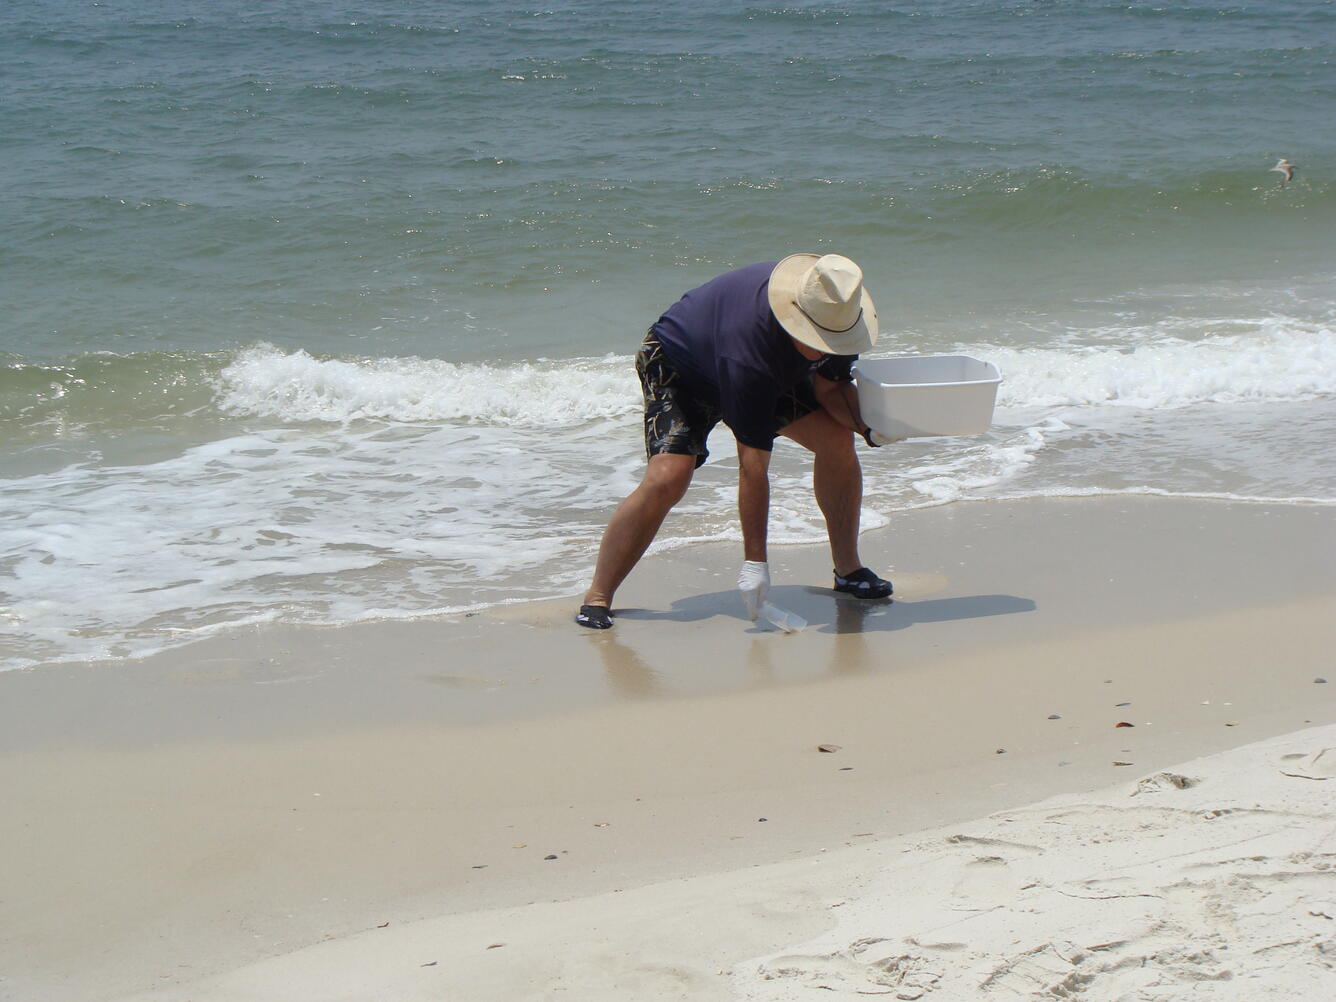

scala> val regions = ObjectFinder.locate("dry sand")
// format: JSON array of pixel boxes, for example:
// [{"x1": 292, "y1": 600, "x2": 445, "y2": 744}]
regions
[
  {"x1": 1, "y1": 496, "x2": 1333, "y2": 1001},
  {"x1": 104, "y1": 726, "x2": 1336, "y2": 1002},
  {"x1": 733, "y1": 725, "x2": 1336, "y2": 1001}
]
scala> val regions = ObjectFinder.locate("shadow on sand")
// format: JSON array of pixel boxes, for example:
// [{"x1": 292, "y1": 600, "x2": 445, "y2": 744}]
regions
[
  {"x1": 588, "y1": 586, "x2": 1037, "y2": 697},
  {"x1": 613, "y1": 585, "x2": 1036, "y2": 635}
]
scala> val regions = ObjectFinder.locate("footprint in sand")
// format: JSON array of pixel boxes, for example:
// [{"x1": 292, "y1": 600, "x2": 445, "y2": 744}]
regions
[
  {"x1": 945, "y1": 833, "x2": 1042, "y2": 853},
  {"x1": 1279, "y1": 748, "x2": 1336, "y2": 780}
]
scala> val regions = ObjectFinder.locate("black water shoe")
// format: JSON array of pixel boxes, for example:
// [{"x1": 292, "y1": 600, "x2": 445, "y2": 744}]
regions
[
  {"x1": 833, "y1": 567, "x2": 893, "y2": 600},
  {"x1": 576, "y1": 604, "x2": 614, "y2": 629}
]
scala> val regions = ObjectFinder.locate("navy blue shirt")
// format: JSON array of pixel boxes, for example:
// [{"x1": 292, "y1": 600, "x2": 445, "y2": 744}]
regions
[{"x1": 652, "y1": 262, "x2": 854, "y2": 450}]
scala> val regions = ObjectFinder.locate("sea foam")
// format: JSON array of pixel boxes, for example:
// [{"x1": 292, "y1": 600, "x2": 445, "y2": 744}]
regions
[
  {"x1": 216, "y1": 321, "x2": 1336, "y2": 430},
  {"x1": 989, "y1": 320, "x2": 1336, "y2": 410},
  {"x1": 217, "y1": 345, "x2": 639, "y2": 426}
]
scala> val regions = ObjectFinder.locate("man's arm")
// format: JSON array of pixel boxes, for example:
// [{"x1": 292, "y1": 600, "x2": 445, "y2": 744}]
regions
[
  {"x1": 813, "y1": 373, "x2": 866, "y2": 433},
  {"x1": 736, "y1": 442, "x2": 771, "y2": 562}
]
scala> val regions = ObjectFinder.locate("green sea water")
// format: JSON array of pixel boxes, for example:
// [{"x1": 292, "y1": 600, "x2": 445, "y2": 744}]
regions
[{"x1": 5, "y1": 0, "x2": 1333, "y2": 361}]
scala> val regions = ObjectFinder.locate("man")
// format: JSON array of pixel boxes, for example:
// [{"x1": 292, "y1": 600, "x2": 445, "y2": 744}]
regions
[{"x1": 576, "y1": 253, "x2": 896, "y2": 630}]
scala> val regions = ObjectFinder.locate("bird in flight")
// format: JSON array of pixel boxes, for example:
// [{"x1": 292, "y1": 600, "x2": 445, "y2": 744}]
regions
[{"x1": 1271, "y1": 159, "x2": 1297, "y2": 185}]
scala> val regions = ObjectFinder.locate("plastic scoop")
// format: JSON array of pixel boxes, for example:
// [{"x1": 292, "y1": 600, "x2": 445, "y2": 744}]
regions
[{"x1": 760, "y1": 601, "x2": 806, "y2": 633}]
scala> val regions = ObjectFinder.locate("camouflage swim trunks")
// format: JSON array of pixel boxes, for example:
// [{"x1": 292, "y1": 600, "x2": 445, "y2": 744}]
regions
[{"x1": 636, "y1": 328, "x2": 822, "y2": 468}]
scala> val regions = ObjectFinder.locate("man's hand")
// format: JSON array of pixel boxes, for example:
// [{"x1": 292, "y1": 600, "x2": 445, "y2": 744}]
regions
[
  {"x1": 737, "y1": 561, "x2": 770, "y2": 620},
  {"x1": 862, "y1": 426, "x2": 904, "y2": 447}
]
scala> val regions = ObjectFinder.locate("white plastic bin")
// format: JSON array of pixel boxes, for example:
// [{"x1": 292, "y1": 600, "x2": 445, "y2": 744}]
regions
[{"x1": 853, "y1": 355, "x2": 1001, "y2": 439}]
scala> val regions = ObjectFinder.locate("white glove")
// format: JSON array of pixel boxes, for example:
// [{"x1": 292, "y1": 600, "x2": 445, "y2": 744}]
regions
[
  {"x1": 862, "y1": 426, "x2": 904, "y2": 447},
  {"x1": 737, "y1": 561, "x2": 771, "y2": 621}
]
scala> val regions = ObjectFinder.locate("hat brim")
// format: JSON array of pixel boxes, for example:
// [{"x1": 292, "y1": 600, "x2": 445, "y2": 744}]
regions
[{"x1": 768, "y1": 253, "x2": 879, "y2": 356}]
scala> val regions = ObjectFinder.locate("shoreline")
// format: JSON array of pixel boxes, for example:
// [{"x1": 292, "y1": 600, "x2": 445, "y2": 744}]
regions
[
  {"x1": 7, "y1": 494, "x2": 1333, "y2": 743},
  {"x1": 2, "y1": 495, "x2": 1333, "y2": 1000}
]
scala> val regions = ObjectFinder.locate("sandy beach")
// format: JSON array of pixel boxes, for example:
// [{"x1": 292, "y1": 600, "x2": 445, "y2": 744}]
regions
[{"x1": 2, "y1": 495, "x2": 1334, "y2": 1001}]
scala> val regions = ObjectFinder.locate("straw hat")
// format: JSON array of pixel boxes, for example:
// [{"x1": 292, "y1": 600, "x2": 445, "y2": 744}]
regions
[{"x1": 768, "y1": 253, "x2": 879, "y2": 355}]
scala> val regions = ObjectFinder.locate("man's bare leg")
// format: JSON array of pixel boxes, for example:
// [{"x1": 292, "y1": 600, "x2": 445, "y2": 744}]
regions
[
  {"x1": 781, "y1": 410, "x2": 864, "y2": 575},
  {"x1": 581, "y1": 452, "x2": 697, "y2": 615}
]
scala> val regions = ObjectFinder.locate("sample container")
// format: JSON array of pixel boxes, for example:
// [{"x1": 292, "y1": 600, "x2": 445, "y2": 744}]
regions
[{"x1": 853, "y1": 355, "x2": 1002, "y2": 439}]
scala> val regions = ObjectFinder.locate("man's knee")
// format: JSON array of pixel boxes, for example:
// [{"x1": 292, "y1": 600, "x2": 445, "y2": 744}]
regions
[{"x1": 642, "y1": 453, "x2": 695, "y2": 506}]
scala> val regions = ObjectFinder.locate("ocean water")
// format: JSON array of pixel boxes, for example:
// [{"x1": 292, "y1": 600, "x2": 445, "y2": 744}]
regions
[{"x1": 2, "y1": 0, "x2": 1334, "y2": 671}]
